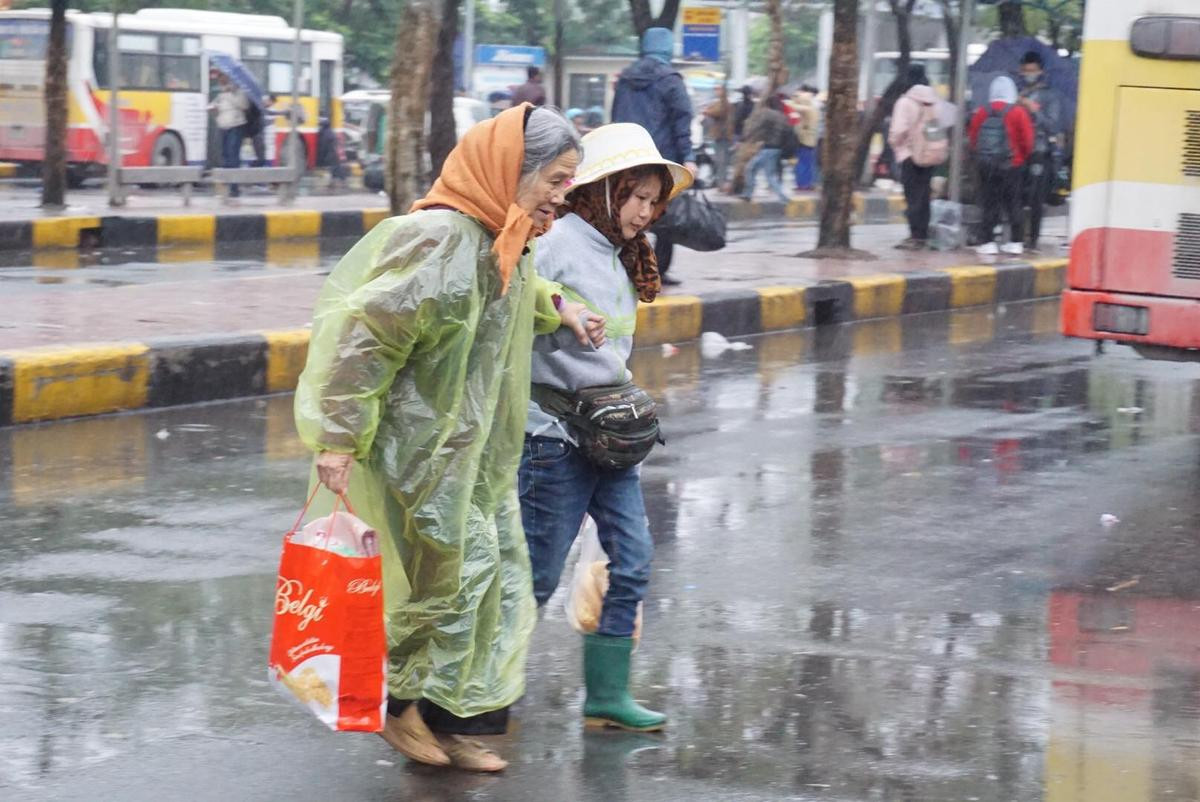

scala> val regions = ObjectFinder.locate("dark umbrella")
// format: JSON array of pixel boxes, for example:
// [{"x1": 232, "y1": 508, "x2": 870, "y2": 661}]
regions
[{"x1": 207, "y1": 51, "x2": 267, "y2": 110}]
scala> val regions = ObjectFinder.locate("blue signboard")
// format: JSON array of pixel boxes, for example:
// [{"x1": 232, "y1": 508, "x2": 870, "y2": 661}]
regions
[
  {"x1": 681, "y1": 27, "x2": 720, "y2": 62},
  {"x1": 475, "y1": 44, "x2": 546, "y2": 68}
]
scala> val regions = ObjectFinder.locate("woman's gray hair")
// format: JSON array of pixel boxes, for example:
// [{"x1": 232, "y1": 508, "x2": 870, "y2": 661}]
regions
[{"x1": 521, "y1": 106, "x2": 583, "y2": 178}]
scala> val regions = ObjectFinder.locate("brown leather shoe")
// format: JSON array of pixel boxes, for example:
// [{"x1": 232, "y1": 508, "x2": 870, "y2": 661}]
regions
[
  {"x1": 378, "y1": 704, "x2": 451, "y2": 766},
  {"x1": 435, "y1": 734, "x2": 508, "y2": 773}
]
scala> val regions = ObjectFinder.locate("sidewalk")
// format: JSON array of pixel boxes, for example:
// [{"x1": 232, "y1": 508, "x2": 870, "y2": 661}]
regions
[
  {"x1": 0, "y1": 182, "x2": 904, "y2": 252},
  {"x1": 0, "y1": 218, "x2": 1068, "y2": 426}
]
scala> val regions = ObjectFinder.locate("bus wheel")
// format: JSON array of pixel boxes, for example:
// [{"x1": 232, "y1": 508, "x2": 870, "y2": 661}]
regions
[{"x1": 153, "y1": 132, "x2": 186, "y2": 167}]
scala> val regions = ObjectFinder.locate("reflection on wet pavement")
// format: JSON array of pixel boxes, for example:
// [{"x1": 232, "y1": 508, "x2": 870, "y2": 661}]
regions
[{"x1": 2, "y1": 299, "x2": 1199, "y2": 801}]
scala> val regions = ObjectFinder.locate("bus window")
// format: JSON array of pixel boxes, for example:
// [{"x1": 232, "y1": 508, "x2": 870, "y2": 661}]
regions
[
  {"x1": 0, "y1": 18, "x2": 51, "y2": 59},
  {"x1": 94, "y1": 32, "x2": 200, "y2": 91},
  {"x1": 319, "y1": 59, "x2": 334, "y2": 119},
  {"x1": 242, "y1": 39, "x2": 311, "y2": 95}
]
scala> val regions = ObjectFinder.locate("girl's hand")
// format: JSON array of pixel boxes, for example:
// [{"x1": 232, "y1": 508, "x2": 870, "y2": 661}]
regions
[
  {"x1": 316, "y1": 451, "x2": 353, "y2": 495},
  {"x1": 560, "y1": 301, "x2": 607, "y2": 348}
]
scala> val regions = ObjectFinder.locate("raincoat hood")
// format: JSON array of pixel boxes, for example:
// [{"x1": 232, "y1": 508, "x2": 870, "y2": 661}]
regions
[
  {"x1": 989, "y1": 75, "x2": 1018, "y2": 104},
  {"x1": 618, "y1": 55, "x2": 678, "y2": 90},
  {"x1": 904, "y1": 84, "x2": 939, "y2": 105},
  {"x1": 411, "y1": 102, "x2": 538, "y2": 295},
  {"x1": 641, "y1": 27, "x2": 674, "y2": 64}
]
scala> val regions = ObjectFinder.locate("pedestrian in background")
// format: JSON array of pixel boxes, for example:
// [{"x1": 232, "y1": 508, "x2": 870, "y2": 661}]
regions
[
  {"x1": 521, "y1": 123, "x2": 692, "y2": 732},
  {"x1": 739, "y1": 95, "x2": 791, "y2": 204},
  {"x1": 970, "y1": 75, "x2": 1034, "y2": 256},
  {"x1": 1018, "y1": 50, "x2": 1064, "y2": 253},
  {"x1": 703, "y1": 84, "x2": 735, "y2": 188},
  {"x1": 209, "y1": 73, "x2": 249, "y2": 198},
  {"x1": 791, "y1": 85, "x2": 820, "y2": 191},
  {"x1": 612, "y1": 27, "x2": 697, "y2": 287},
  {"x1": 888, "y1": 65, "x2": 945, "y2": 250},
  {"x1": 295, "y1": 105, "x2": 600, "y2": 773},
  {"x1": 510, "y1": 66, "x2": 547, "y2": 107}
]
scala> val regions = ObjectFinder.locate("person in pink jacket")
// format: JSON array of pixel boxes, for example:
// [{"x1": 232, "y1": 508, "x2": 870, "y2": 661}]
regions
[{"x1": 888, "y1": 65, "x2": 941, "y2": 250}]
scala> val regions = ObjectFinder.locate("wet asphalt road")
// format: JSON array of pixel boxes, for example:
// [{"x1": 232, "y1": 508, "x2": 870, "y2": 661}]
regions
[{"x1": 2, "y1": 299, "x2": 1200, "y2": 802}]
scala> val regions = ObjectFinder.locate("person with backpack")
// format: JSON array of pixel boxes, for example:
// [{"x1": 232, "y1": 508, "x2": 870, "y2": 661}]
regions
[
  {"x1": 887, "y1": 65, "x2": 948, "y2": 250},
  {"x1": 969, "y1": 75, "x2": 1035, "y2": 256},
  {"x1": 612, "y1": 28, "x2": 698, "y2": 286},
  {"x1": 1018, "y1": 50, "x2": 1065, "y2": 252}
]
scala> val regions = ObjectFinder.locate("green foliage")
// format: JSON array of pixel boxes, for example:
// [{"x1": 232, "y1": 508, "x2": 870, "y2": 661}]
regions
[{"x1": 748, "y1": 5, "x2": 820, "y2": 79}]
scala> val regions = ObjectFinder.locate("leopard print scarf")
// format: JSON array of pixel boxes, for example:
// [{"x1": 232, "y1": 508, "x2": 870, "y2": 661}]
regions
[{"x1": 566, "y1": 166, "x2": 673, "y2": 303}]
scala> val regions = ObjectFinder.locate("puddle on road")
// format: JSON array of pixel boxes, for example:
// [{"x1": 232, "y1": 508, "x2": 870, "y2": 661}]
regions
[{"x1": 2, "y1": 306, "x2": 1200, "y2": 799}]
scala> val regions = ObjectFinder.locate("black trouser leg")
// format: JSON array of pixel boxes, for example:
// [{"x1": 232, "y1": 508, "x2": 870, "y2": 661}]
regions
[
  {"x1": 901, "y1": 159, "x2": 933, "y2": 241},
  {"x1": 1025, "y1": 155, "x2": 1052, "y2": 247},
  {"x1": 977, "y1": 165, "x2": 1003, "y2": 243},
  {"x1": 1003, "y1": 167, "x2": 1025, "y2": 245},
  {"x1": 387, "y1": 696, "x2": 510, "y2": 736},
  {"x1": 654, "y1": 231, "x2": 674, "y2": 275}
]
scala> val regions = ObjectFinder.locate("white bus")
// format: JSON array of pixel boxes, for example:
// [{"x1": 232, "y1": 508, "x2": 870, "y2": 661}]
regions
[{"x1": 0, "y1": 8, "x2": 343, "y2": 181}]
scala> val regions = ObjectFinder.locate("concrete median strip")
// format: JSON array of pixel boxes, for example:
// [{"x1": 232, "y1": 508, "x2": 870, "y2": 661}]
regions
[
  {"x1": 0, "y1": 192, "x2": 905, "y2": 254},
  {"x1": 0, "y1": 258, "x2": 1066, "y2": 427}
]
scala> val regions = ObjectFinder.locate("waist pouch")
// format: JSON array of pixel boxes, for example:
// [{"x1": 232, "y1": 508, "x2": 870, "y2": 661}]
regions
[{"x1": 532, "y1": 382, "x2": 663, "y2": 471}]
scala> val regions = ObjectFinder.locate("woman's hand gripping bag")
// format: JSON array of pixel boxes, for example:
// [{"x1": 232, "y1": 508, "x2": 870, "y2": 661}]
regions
[{"x1": 268, "y1": 490, "x2": 386, "y2": 731}]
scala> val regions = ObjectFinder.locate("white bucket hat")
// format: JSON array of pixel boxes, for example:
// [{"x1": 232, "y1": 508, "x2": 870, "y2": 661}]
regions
[{"x1": 569, "y1": 123, "x2": 693, "y2": 201}]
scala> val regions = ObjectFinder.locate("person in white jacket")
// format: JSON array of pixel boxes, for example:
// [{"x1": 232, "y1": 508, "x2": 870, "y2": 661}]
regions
[{"x1": 888, "y1": 65, "x2": 940, "y2": 250}]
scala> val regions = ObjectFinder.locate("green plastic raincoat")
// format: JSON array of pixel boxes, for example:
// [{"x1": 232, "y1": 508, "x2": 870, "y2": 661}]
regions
[{"x1": 294, "y1": 209, "x2": 561, "y2": 717}]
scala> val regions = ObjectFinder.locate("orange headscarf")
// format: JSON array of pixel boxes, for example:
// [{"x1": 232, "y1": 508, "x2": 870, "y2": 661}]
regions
[{"x1": 411, "y1": 103, "x2": 544, "y2": 295}]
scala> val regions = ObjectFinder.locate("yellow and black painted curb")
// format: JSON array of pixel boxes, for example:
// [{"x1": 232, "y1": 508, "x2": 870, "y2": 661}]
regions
[
  {"x1": 0, "y1": 259, "x2": 1065, "y2": 427},
  {"x1": 0, "y1": 194, "x2": 903, "y2": 254}
]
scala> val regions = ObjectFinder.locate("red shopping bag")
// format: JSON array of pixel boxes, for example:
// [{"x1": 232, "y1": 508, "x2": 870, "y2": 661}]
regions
[{"x1": 268, "y1": 488, "x2": 387, "y2": 731}]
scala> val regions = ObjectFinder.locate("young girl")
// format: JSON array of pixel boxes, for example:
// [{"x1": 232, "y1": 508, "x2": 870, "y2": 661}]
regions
[{"x1": 520, "y1": 123, "x2": 692, "y2": 731}]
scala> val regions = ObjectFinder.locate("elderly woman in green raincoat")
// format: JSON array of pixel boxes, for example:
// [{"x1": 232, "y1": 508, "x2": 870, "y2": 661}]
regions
[{"x1": 293, "y1": 104, "x2": 602, "y2": 773}]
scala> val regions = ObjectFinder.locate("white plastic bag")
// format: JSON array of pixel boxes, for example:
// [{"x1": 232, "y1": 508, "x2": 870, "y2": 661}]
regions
[{"x1": 564, "y1": 516, "x2": 642, "y2": 641}]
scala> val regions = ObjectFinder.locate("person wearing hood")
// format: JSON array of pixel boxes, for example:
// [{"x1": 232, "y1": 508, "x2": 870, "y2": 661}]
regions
[
  {"x1": 969, "y1": 75, "x2": 1035, "y2": 256},
  {"x1": 887, "y1": 65, "x2": 942, "y2": 250},
  {"x1": 612, "y1": 27, "x2": 698, "y2": 286}
]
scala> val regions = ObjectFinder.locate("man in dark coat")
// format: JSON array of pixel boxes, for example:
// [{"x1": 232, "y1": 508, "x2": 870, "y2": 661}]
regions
[
  {"x1": 510, "y1": 66, "x2": 546, "y2": 107},
  {"x1": 612, "y1": 27, "x2": 697, "y2": 285}
]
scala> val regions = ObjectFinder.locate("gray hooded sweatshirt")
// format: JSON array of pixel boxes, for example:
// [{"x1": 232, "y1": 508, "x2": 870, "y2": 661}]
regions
[{"x1": 526, "y1": 212, "x2": 640, "y2": 440}]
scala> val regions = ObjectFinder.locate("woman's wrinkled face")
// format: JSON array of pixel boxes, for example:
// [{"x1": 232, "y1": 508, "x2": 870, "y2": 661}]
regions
[
  {"x1": 516, "y1": 150, "x2": 580, "y2": 229},
  {"x1": 617, "y1": 174, "x2": 664, "y2": 240}
]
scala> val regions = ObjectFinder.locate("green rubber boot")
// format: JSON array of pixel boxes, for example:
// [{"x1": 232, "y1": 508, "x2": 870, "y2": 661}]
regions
[{"x1": 582, "y1": 633, "x2": 666, "y2": 732}]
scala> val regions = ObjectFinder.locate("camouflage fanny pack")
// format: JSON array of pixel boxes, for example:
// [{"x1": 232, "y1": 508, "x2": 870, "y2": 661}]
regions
[{"x1": 531, "y1": 382, "x2": 664, "y2": 471}]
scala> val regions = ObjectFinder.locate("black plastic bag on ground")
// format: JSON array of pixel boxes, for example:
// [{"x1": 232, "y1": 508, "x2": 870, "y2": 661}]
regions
[{"x1": 653, "y1": 189, "x2": 727, "y2": 252}]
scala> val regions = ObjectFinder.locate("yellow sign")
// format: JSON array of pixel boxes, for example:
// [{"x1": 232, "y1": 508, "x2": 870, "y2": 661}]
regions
[{"x1": 682, "y1": 7, "x2": 722, "y2": 26}]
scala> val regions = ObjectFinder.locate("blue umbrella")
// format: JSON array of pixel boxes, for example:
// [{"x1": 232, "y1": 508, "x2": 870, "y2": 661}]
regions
[{"x1": 207, "y1": 51, "x2": 267, "y2": 110}]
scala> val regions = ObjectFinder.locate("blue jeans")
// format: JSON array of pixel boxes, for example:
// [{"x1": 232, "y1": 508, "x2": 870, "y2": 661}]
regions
[
  {"x1": 794, "y1": 145, "x2": 816, "y2": 189},
  {"x1": 742, "y1": 147, "x2": 788, "y2": 203},
  {"x1": 221, "y1": 125, "x2": 244, "y2": 196},
  {"x1": 518, "y1": 435, "x2": 654, "y2": 637}
]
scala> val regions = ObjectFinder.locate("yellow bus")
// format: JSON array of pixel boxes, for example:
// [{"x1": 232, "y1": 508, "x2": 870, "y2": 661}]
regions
[
  {"x1": 0, "y1": 8, "x2": 343, "y2": 182},
  {"x1": 1060, "y1": 1, "x2": 1200, "y2": 360}
]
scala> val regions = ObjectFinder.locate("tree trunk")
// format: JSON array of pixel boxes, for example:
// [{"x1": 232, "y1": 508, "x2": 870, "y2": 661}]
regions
[
  {"x1": 627, "y1": 0, "x2": 683, "y2": 37},
  {"x1": 553, "y1": 0, "x2": 565, "y2": 107},
  {"x1": 428, "y1": 0, "x2": 460, "y2": 180},
  {"x1": 998, "y1": 0, "x2": 1027, "y2": 37},
  {"x1": 939, "y1": 0, "x2": 961, "y2": 98},
  {"x1": 765, "y1": 0, "x2": 787, "y2": 96},
  {"x1": 387, "y1": 0, "x2": 440, "y2": 215},
  {"x1": 850, "y1": 0, "x2": 916, "y2": 188},
  {"x1": 816, "y1": 0, "x2": 861, "y2": 249},
  {"x1": 41, "y1": 0, "x2": 68, "y2": 209}
]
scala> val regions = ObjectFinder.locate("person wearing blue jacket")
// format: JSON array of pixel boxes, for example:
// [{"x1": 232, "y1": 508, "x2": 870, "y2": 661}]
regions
[{"x1": 612, "y1": 27, "x2": 697, "y2": 286}]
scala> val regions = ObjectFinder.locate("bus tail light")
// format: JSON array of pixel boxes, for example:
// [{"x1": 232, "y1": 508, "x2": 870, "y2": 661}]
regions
[{"x1": 1094, "y1": 303, "x2": 1149, "y2": 336}]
